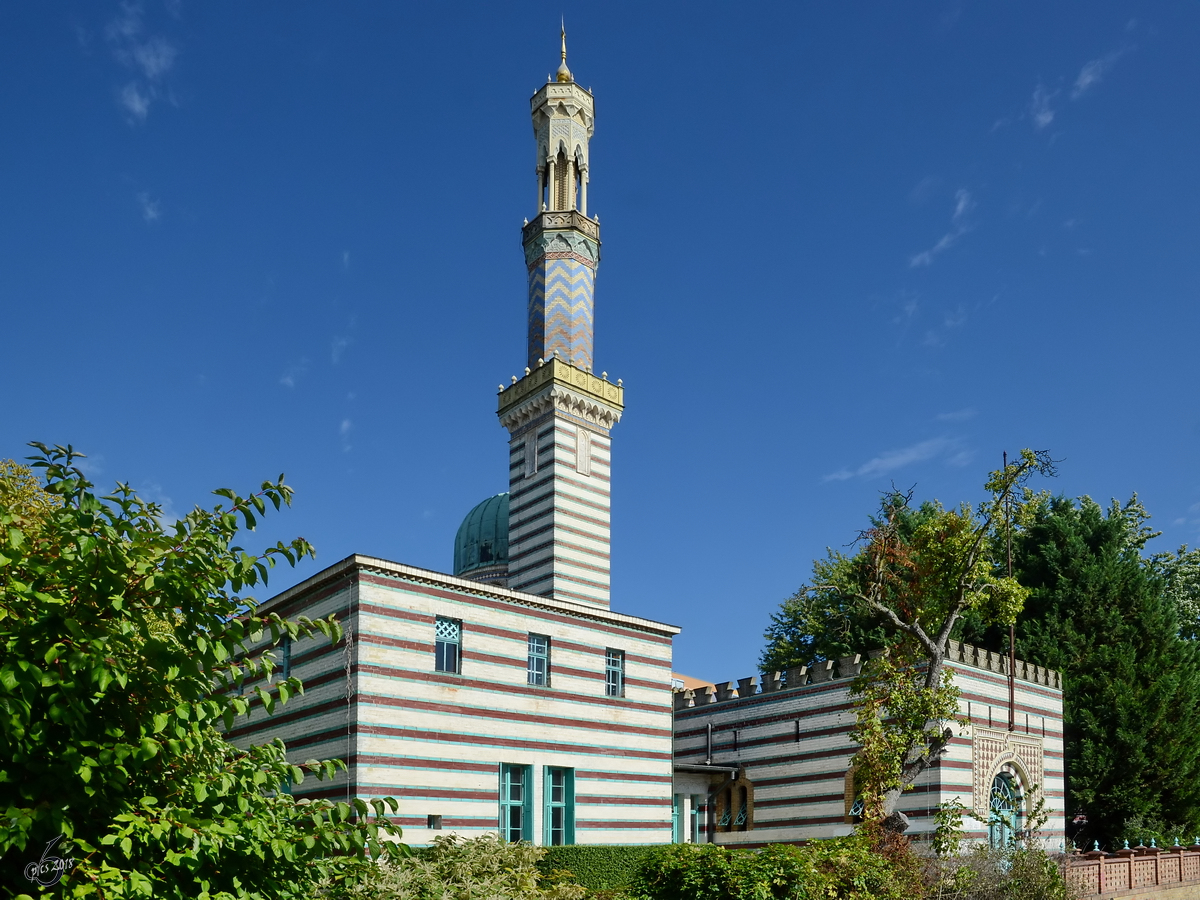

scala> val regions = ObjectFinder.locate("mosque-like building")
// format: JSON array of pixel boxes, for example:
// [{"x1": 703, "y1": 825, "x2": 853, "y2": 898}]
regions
[{"x1": 236, "y1": 36, "x2": 1065, "y2": 850}]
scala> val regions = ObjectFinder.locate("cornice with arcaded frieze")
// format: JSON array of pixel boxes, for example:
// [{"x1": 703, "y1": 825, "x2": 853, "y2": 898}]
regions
[
  {"x1": 522, "y1": 210, "x2": 600, "y2": 244},
  {"x1": 499, "y1": 384, "x2": 622, "y2": 434},
  {"x1": 498, "y1": 359, "x2": 623, "y2": 433}
]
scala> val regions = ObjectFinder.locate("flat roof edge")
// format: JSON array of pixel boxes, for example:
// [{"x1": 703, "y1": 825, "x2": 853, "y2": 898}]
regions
[{"x1": 260, "y1": 553, "x2": 681, "y2": 637}]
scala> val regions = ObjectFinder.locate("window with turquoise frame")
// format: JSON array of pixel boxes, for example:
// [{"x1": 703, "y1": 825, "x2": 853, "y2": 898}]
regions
[
  {"x1": 988, "y1": 771, "x2": 1022, "y2": 848},
  {"x1": 435, "y1": 616, "x2": 461, "y2": 673},
  {"x1": 499, "y1": 764, "x2": 532, "y2": 842},
  {"x1": 605, "y1": 649, "x2": 624, "y2": 697},
  {"x1": 671, "y1": 794, "x2": 683, "y2": 843},
  {"x1": 544, "y1": 767, "x2": 575, "y2": 845},
  {"x1": 528, "y1": 634, "x2": 550, "y2": 686}
]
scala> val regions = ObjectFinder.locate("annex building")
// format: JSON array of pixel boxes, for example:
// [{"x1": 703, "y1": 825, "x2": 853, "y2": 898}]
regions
[{"x1": 233, "y1": 37, "x2": 1066, "y2": 851}]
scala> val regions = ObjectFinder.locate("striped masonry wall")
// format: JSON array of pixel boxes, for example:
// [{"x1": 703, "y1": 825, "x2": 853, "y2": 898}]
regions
[
  {"x1": 507, "y1": 414, "x2": 613, "y2": 608},
  {"x1": 672, "y1": 643, "x2": 1064, "y2": 849},
  {"x1": 228, "y1": 554, "x2": 679, "y2": 847}
]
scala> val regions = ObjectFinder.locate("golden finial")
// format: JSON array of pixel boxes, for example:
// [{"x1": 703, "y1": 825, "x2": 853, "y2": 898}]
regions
[{"x1": 556, "y1": 20, "x2": 572, "y2": 83}]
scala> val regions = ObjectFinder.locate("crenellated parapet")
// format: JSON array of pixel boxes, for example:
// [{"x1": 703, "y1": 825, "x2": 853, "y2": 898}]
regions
[{"x1": 673, "y1": 641, "x2": 1061, "y2": 711}]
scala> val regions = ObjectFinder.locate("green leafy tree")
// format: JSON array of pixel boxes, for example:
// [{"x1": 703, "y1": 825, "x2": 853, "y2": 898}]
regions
[
  {"x1": 760, "y1": 450, "x2": 1055, "y2": 819},
  {"x1": 0, "y1": 444, "x2": 403, "y2": 900},
  {"x1": 999, "y1": 495, "x2": 1200, "y2": 845},
  {"x1": 0, "y1": 459, "x2": 62, "y2": 533}
]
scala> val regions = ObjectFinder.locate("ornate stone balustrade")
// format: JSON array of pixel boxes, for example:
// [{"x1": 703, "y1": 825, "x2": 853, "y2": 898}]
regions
[{"x1": 1068, "y1": 845, "x2": 1200, "y2": 897}]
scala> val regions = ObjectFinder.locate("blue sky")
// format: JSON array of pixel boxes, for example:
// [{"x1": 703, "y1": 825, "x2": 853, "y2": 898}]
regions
[{"x1": 3, "y1": 3, "x2": 1199, "y2": 680}]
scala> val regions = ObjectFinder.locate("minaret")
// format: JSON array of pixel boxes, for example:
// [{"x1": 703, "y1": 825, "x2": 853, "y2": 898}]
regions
[{"x1": 497, "y1": 31, "x2": 624, "y2": 609}]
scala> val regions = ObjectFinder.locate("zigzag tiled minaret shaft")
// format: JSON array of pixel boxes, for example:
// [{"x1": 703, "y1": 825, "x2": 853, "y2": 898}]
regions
[{"x1": 497, "y1": 32, "x2": 624, "y2": 609}]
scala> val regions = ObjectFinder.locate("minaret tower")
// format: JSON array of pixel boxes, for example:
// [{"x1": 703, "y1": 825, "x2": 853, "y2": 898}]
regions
[{"x1": 497, "y1": 31, "x2": 624, "y2": 609}]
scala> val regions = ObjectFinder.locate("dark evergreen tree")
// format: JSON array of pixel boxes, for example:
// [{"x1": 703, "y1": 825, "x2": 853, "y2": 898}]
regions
[{"x1": 1004, "y1": 496, "x2": 1200, "y2": 844}]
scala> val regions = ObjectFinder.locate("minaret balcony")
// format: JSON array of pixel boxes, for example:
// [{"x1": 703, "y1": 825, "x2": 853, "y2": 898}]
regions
[{"x1": 522, "y1": 209, "x2": 600, "y2": 243}]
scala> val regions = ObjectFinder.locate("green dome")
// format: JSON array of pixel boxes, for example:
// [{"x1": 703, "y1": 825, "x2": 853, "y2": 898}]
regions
[{"x1": 453, "y1": 493, "x2": 510, "y2": 584}]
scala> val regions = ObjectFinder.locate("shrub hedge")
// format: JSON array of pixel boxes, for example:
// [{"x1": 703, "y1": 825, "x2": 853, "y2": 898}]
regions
[{"x1": 537, "y1": 845, "x2": 662, "y2": 892}]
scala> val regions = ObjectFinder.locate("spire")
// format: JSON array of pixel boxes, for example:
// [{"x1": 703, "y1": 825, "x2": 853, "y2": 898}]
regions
[{"x1": 556, "y1": 22, "x2": 572, "y2": 83}]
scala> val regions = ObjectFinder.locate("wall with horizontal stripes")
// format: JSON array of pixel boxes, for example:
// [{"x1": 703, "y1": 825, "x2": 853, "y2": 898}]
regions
[
  {"x1": 229, "y1": 554, "x2": 679, "y2": 847},
  {"x1": 507, "y1": 416, "x2": 614, "y2": 608},
  {"x1": 673, "y1": 646, "x2": 1064, "y2": 849}
]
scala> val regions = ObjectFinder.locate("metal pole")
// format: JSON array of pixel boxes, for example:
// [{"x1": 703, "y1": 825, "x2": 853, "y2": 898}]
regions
[{"x1": 1006, "y1": 451, "x2": 1016, "y2": 732}]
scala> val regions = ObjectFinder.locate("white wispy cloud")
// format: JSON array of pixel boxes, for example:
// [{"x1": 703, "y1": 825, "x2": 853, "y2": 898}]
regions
[
  {"x1": 342, "y1": 250, "x2": 351, "y2": 270},
  {"x1": 106, "y1": 2, "x2": 178, "y2": 124},
  {"x1": 1072, "y1": 49, "x2": 1126, "y2": 99},
  {"x1": 936, "y1": 407, "x2": 977, "y2": 423},
  {"x1": 823, "y1": 436, "x2": 963, "y2": 482},
  {"x1": 339, "y1": 418, "x2": 353, "y2": 453},
  {"x1": 1030, "y1": 84, "x2": 1057, "y2": 130},
  {"x1": 137, "y1": 191, "x2": 160, "y2": 222},
  {"x1": 331, "y1": 336, "x2": 351, "y2": 364},
  {"x1": 279, "y1": 358, "x2": 309, "y2": 388},
  {"x1": 910, "y1": 189, "x2": 973, "y2": 267}
]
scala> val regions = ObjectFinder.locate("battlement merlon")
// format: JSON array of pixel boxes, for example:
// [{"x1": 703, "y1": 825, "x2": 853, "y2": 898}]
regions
[{"x1": 674, "y1": 641, "x2": 1062, "y2": 710}]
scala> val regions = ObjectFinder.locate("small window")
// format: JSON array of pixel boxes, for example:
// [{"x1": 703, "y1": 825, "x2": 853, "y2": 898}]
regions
[
  {"x1": 605, "y1": 649, "x2": 625, "y2": 697},
  {"x1": 671, "y1": 793, "x2": 683, "y2": 843},
  {"x1": 544, "y1": 767, "x2": 575, "y2": 845},
  {"x1": 528, "y1": 634, "x2": 550, "y2": 686},
  {"x1": 524, "y1": 433, "x2": 538, "y2": 477},
  {"x1": 436, "y1": 617, "x2": 461, "y2": 674},
  {"x1": 576, "y1": 428, "x2": 592, "y2": 476},
  {"x1": 500, "y1": 764, "x2": 532, "y2": 842},
  {"x1": 280, "y1": 634, "x2": 292, "y2": 680},
  {"x1": 427, "y1": 814, "x2": 443, "y2": 830}
]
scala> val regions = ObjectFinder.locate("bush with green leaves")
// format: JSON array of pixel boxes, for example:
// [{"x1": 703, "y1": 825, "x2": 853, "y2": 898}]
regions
[
  {"x1": 923, "y1": 844, "x2": 1076, "y2": 900},
  {"x1": 0, "y1": 445, "x2": 403, "y2": 900},
  {"x1": 321, "y1": 833, "x2": 585, "y2": 900},
  {"x1": 536, "y1": 846, "x2": 659, "y2": 894},
  {"x1": 624, "y1": 835, "x2": 923, "y2": 900}
]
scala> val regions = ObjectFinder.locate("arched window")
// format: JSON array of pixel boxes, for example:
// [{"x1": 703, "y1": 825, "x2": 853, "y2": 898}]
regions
[
  {"x1": 844, "y1": 761, "x2": 864, "y2": 824},
  {"x1": 988, "y1": 771, "x2": 1022, "y2": 848}
]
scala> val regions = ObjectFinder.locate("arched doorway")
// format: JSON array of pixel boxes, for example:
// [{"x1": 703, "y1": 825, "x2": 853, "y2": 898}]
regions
[{"x1": 988, "y1": 770, "x2": 1022, "y2": 848}]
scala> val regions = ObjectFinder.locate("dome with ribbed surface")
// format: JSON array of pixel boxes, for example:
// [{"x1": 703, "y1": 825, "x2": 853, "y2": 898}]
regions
[{"x1": 453, "y1": 493, "x2": 509, "y2": 587}]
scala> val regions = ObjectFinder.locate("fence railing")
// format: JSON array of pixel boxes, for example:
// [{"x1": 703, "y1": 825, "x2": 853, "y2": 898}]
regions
[{"x1": 1068, "y1": 846, "x2": 1200, "y2": 896}]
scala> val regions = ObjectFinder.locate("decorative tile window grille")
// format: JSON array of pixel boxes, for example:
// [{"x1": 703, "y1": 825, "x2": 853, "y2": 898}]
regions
[
  {"x1": 435, "y1": 617, "x2": 461, "y2": 674},
  {"x1": 528, "y1": 634, "x2": 550, "y2": 686},
  {"x1": 544, "y1": 767, "x2": 575, "y2": 846},
  {"x1": 605, "y1": 649, "x2": 624, "y2": 697},
  {"x1": 734, "y1": 800, "x2": 748, "y2": 827},
  {"x1": 499, "y1": 764, "x2": 531, "y2": 842},
  {"x1": 717, "y1": 805, "x2": 732, "y2": 827}
]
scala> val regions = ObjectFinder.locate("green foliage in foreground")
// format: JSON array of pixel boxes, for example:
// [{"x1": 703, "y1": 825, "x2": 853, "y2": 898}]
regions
[
  {"x1": 0, "y1": 446, "x2": 403, "y2": 900},
  {"x1": 925, "y1": 844, "x2": 1076, "y2": 900},
  {"x1": 323, "y1": 834, "x2": 584, "y2": 900},
  {"x1": 536, "y1": 845, "x2": 660, "y2": 893},
  {"x1": 623, "y1": 836, "x2": 923, "y2": 900}
]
